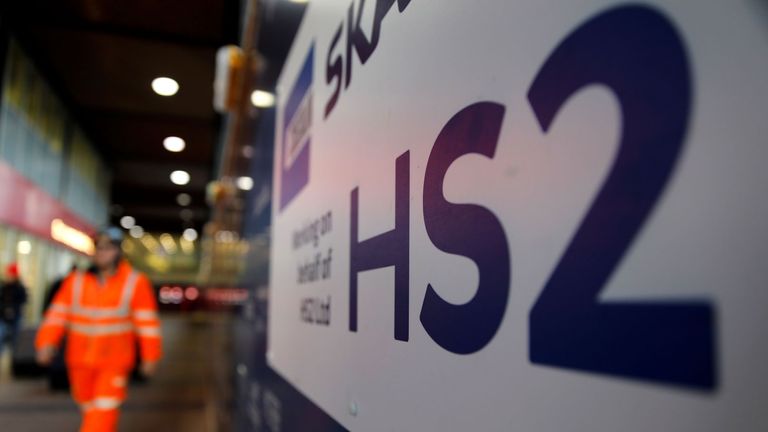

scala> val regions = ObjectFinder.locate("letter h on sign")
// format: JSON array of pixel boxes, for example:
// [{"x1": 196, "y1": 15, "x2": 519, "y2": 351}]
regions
[{"x1": 349, "y1": 152, "x2": 410, "y2": 341}]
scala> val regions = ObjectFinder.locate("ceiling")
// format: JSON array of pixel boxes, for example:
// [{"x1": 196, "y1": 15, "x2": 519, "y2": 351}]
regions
[{"x1": 2, "y1": 0, "x2": 306, "y2": 235}]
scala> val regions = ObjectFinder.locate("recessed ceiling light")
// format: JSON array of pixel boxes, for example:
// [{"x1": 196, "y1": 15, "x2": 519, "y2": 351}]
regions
[
  {"x1": 250, "y1": 90, "x2": 275, "y2": 108},
  {"x1": 237, "y1": 176, "x2": 254, "y2": 191},
  {"x1": 163, "y1": 136, "x2": 185, "y2": 152},
  {"x1": 129, "y1": 225, "x2": 144, "y2": 239},
  {"x1": 183, "y1": 228, "x2": 198, "y2": 242},
  {"x1": 180, "y1": 209, "x2": 195, "y2": 221},
  {"x1": 120, "y1": 216, "x2": 136, "y2": 229},
  {"x1": 159, "y1": 233, "x2": 177, "y2": 254},
  {"x1": 17, "y1": 240, "x2": 32, "y2": 255},
  {"x1": 177, "y1": 193, "x2": 192, "y2": 206},
  {"x1": 241, "y1": 145, "x2": 254, "y2": 159},
  {"x1": 170, "y1": 170, "x2": 190, "y2": 185},
  {"x1": 151, "y1": 77, "x2": 179, "y2": 96}
]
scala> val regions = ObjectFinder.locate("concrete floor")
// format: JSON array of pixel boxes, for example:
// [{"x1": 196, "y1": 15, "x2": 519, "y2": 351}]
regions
[{"x1": 0, "y1": 313, "x2": 234, "y2": 432}]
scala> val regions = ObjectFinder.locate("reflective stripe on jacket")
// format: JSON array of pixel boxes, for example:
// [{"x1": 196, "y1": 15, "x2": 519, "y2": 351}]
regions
[{"x1": 35, "y1": 261, "x2": 162, "y2": 369}]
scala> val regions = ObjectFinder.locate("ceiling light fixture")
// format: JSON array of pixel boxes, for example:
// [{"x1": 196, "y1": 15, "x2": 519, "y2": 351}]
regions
[
  {"x1": 180, "y1": 209, "x2": 195, "y2": 221},
  {"x1": 177, "y1": 193, "x2": 192, "y2": 206},
  {"x1": 179, "y1": 237, "x2": 195, "y2": 254},
  {"x1": 183, "y1": 228, "x2": 198, "y2": 242},
  {"x1": 170, "y1": 170, "x2": 190, "y2": 185},
  {"x1": 163, "y1": 136, "x2": 186, "y2": 152},
  {"x1": 140, "y1": 233, "x2": 161, "y2": 253},
  {"x1": 151, "y1": 77, "x2": 179, "y2": 96},
  {"x1": 129, "y1": 225, "x2": 144, "y2": 239},
  {"x1": 241, "y1": 145, "x2": 254, "y2": 159},
  {"x1": 51, "y1": 219, "x2": 95, "y2": 255},
  {"x1": 17, "y1": 240, "x2": 32, "y2": 255},
  {"x1": 237, "y1": 176, "x2": 254, "y2": 191},
  {"x1": 120, "y1": 216, "x2": 136, "y2": 229},
  {"x1": 250, "y1": 90, "x2": 275, "y2": 108},
  {"x1": 159, "y1": 233, "x2": 178, "y2": 254}
]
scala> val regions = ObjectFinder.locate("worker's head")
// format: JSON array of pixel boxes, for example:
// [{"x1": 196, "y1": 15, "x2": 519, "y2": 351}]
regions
[
  {"x1": 5, "y1": 263, "x2": 19, "y2": 282},
  {"x1": 93, "y1": 227, "x2": 124, "y2": 271}
]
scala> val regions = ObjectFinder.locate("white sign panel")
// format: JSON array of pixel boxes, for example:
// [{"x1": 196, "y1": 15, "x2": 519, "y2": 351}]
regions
[{"x1": 268, "y1": 1, "x2": 768, "y2": 430}]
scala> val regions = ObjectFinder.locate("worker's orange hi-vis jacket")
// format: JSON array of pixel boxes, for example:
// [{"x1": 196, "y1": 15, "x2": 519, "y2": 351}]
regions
[{"x1": 36, "y1": 261, "x2": 162, "y2": 369}]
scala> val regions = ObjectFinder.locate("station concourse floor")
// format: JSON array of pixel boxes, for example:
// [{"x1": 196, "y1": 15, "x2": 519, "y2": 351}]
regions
[{"x1": 0, "y1": 313, "x2": 234, "y2": 431}]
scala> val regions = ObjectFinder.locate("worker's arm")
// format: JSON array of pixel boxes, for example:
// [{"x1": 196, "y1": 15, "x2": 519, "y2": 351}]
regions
[
  {"x1": 131, "y1": 274, "x2": 162, "y2": 374},
  {"x1": 35, "y1": 277, "x2": 73, "y2": 365}
]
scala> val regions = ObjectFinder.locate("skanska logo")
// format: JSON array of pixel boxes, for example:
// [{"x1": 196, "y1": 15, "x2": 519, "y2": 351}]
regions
[{"x1": 280, "y1": 45, "x2": 314, "y2": 211}]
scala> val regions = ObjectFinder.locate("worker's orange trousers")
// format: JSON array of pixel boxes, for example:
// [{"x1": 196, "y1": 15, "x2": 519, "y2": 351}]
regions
[{"x1": 68, "y1": 367, "x2": 129, "y2": 432}]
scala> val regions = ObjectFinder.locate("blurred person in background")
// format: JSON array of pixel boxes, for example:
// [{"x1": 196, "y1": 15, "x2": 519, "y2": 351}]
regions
[
  {"x1": 0, "y1": 263, "x2": 28, "y2": 356},
  {"x1": 43, "y1": 264, "x2": 79, "y2": 313},
  {"x1": 35, "y1": 227, "x2": 162, "y2": 432}
]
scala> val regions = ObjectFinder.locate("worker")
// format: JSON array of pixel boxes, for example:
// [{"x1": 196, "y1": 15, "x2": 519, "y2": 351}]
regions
[
  {"x1": 0, "y1": 263, "x2": 28, "y2": 355},
  {"x1": 35, "y1": 227, "x2": 162, "y2": 432}
]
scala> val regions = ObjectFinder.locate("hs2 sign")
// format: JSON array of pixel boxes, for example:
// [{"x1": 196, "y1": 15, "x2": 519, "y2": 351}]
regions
[{"x1": 347, "y1": 6, "x2": 715, "y2": 390}]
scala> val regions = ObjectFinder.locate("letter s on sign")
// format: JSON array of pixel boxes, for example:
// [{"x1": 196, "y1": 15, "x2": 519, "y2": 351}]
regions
[
  {"x1": 421, "y1": 102, "x2": 511, "y2": 355},
  {"x1": 325, "y1": 22, "x2": 344, "y2": 119}
]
